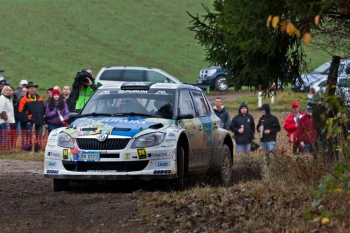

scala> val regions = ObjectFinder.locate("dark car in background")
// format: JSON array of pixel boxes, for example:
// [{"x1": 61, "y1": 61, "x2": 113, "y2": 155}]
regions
[{"x1": 196, "y1": 66, "x2": 232, "y2": 91}]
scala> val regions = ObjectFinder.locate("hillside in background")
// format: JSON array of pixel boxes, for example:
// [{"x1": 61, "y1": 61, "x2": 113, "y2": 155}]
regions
[
  {"x1": 0, "y1": 0, "x2": 332, "y2": 94},
  {"x1": 0, "y1": 0, "x2": 213, "y2": 92}
]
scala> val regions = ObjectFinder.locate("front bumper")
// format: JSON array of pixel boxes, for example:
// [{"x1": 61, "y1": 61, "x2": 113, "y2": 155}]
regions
[
  {"x1": 44, "y1": 174, "x2": 176, "y2": 180},
  {"x1": 196, "y1": 77, "x2": 213, "y2": 90},
  {"x1": 44, "y1": 144, "x2": 177, "y2": 180}
]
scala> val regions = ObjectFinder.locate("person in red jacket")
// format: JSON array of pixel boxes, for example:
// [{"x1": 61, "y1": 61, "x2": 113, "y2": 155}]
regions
[
  {"x1": 296, "y1": 105, "x2": 317, "y2": 155},
  {"x1": 283, "y1": 101, "x2": 303, "y2": 154}
]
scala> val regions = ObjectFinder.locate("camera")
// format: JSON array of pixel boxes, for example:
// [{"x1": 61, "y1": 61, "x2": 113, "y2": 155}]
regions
[{"x1": 73, "y1": 70, "x2": 93, "y2": 87}]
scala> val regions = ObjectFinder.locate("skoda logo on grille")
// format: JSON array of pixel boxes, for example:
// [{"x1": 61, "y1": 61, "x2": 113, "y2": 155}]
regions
[{"x1": 96, "y1": 134, "x2": 108, "y2": 142}]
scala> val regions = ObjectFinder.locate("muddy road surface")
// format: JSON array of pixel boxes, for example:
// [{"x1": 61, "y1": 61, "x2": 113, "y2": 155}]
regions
[{"x1": 0, "y1": 160, "x2": 155, "y2": 233}]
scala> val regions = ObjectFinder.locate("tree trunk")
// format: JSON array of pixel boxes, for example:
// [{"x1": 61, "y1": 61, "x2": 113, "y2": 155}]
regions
[
  {"x1": 326, "y1": 56, "x2": 341, "y2": 159},
  {"x1": 327, "y1": 56, "x2": 340, "y2": 96}
]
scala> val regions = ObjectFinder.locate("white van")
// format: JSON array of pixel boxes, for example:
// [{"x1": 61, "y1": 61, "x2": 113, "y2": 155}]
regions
[{"x1": 95, "y1": 66, "x2": 182, "y2": 86}]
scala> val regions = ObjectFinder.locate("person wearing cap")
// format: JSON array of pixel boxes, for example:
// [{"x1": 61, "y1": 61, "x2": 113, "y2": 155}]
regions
[
  {"x1": 18, "y1": 81, "x2": 45, "y2": 151},
  {"x1": 14, "y1": 80, "x2": 28, "y2": 101},
  {"x1": 46, "y1": 89, "x2": 69, "y2": 132},
  {"x1": 213, "y1": 97, "x2": 231, "y2": 130},
  {"x1": 229, "y1": 102, "x2": 255, "y2": 155},
  {"x1": 296, "y1": 105, "x2": 317, "y2": 156},
  {"x1": 0, "y1": 79, "x2": 9, "y2": 93},
  {"x1": 257, "y1": 104, "x2": 281, "y2": 155},
  {"x1": 283, "y1": 101, "x2": 304, "y2": 154},
  {"x1": 14, "y1": 79, "x2": 28, "y2": 99}
]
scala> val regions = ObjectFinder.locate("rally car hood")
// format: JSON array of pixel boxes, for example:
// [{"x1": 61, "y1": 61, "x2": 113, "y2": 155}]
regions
[{"x1": 63, "y1": 116, "x2": 173, "y2": 138}]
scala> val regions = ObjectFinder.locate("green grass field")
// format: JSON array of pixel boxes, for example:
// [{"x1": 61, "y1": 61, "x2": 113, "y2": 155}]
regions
[
  {"x1": 0, "y1": 0, "x2": 334, "y2": 96},
  {"x1": 0, "y1": 0, "x2": 214, "y2": 93}
]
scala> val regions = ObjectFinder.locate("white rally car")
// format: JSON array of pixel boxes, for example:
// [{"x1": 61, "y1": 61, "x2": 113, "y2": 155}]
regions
[{"x1": 44, "y1": 82, "x2": 234, "y2": 191}]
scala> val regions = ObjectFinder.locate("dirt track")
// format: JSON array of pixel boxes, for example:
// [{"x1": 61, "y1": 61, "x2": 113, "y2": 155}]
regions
[
  {"x1": 207, "y1": 89, "x2": 254, "y2": 103},
  {"x1": 0, "y1": 159, "x2": 159, "y2": 233}
]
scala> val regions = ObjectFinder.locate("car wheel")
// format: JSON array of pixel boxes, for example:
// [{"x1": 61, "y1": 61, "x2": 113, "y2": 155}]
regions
[
  {"x1": 53, "y1": 179, "x2": 70, "y2": 192},
  {"x1": 215, "y1": 76, "x2": 228, "y2": 91},
  {"x1": 220, "y1": 144, "x2": 232, "y2": 186},
  {"x1": 175, "y1": 146, "x2": 185, "y2": 190}
]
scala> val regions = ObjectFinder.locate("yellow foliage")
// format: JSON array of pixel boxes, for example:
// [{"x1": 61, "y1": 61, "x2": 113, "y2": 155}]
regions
[
  {"x1": 303, "y1": 33, "x2": 312, "y2": 45},
  {"x1": 272, "y1": 16, "x2": 280, "y2": 28},
  {"x1": 333, "y1": 188, "x2": 343, "y2": 193},
  {"x1": 326, "y1": 132, "x2": 333, "y2": 138},
  {"x1": 266, "y1": 15, "x2": 272, "y2": 27},
  {"x1": 321, "y1": 217, "x2": 330, "y2": 224},
  {"x1": 280, "y1": 20, "x2": 287, "y2": 32},
  {"x1": 334, "y1": 126, "x2": 342, "y2": 134},
  {"x1": 315, "y1": 15, "x2": 320, "y2": 26},
  {"x1": 326, "y1": 118, "x2": 334, "y2": 124},
  {"x1": 286, "y1": 23, "x2": 295, "y2": 36}
]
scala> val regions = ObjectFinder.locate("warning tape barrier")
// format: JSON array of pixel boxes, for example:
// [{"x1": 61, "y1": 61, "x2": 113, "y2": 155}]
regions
[{"x1": 0, "y1": 129, "x2": 48, "y2": 152}]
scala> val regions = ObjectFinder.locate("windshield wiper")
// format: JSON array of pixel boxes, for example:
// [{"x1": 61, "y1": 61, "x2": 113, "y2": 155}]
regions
[
  {"x1": 114, "y1": 112, "x2": 161, "y2": 118},
  {"x1": 78, "y1": 113, "x2": 114, "y2": 118}
]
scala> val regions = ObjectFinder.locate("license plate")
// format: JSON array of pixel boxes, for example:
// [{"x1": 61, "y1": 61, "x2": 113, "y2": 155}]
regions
[
  {"x1": 79, "y1": 151, "x2": 100, "y2": 161},
  {"x1": 197, "y1": 80, "x2": 202, "y2": 84}
]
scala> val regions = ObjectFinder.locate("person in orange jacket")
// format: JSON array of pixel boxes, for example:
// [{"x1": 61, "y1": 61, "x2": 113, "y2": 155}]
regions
[
  {"x1": 18, "y1": 81, "x2": 45, "y2": 151},
  {"x1": 283, "y1": 101, "x2": 303, "y2": 154}
]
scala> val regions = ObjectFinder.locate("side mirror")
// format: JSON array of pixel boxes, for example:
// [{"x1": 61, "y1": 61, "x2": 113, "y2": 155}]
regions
[{"x1": 69, "y1": 112, "x2": 79, "y2": 120}]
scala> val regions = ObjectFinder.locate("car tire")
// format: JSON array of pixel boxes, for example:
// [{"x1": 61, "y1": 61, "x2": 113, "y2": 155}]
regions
[
  {"x1": 220, "y1": 144, "x2": 232, "y2": 186},
  {"x1": 53, "y1": 179, "x2": 70, "y2": 192},
  {"x1": 215, "y1": 76, "x2": 228, "y2": 91},
  {"x1": 175, "y1": 146, "x2": 185, "y2": 190}
]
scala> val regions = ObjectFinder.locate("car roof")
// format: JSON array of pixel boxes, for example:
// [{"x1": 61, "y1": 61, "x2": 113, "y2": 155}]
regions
[
  {"x1": 98, "y1": 82, "x2": 202, "y2": 91},
  {"x1": 97, "y1": 66, "x2": 182, "y2": 82}
]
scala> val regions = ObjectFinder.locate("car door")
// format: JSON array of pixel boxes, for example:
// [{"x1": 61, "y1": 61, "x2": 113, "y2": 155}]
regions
[
  {"x1": 178, "y1": 89, "x2": 203, "y2": 169},
  {"x1": 190, "y1": 90, "x2": 214, "y2": 168}
]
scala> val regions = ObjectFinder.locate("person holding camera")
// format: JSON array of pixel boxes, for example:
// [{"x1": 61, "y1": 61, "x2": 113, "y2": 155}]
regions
[{"x1": 67, "y1": 68, "x2": 102, "y2": 112}]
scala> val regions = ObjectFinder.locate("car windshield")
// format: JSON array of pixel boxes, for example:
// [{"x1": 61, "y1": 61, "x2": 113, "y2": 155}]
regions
[
  {"x1": 313, "y1": 63, "x2": 330, "y2": 73},
  {"x1": 81, "y1": 89, "x2": 176, "y2": 119}
]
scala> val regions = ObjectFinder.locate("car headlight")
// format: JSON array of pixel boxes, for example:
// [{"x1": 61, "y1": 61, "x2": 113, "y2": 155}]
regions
[
  {"x1": 131, "y1": 132, "x2": 165, "y2": 148},
  {"x1": 206, "y1": 69, "x2": 217, "y2": 77},
  {"x1": 57, "y1": 132, "x2": 74, "y2": 148}
]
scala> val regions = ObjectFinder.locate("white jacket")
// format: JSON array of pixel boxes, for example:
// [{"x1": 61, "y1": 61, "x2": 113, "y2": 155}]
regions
[{"x1": 0, "y1": 95, "x2": 15, "y2": 124}]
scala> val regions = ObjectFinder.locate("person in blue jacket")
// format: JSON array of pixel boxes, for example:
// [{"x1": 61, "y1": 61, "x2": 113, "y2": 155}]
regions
[{"x1": 229, "y1": 102, "x2": 255, "y2": 155}]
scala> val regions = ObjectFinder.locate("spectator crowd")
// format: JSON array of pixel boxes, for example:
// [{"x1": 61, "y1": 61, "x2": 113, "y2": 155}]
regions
[
  {"x1": 0, "y1": 69, "x2": 317, "y2": 155},
  {"x1": 0, "y1": 68, "x2": 101, "y2": 151},
  {"x1": 214, "y1": 99, "x2": 317, "y2": 156}
]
